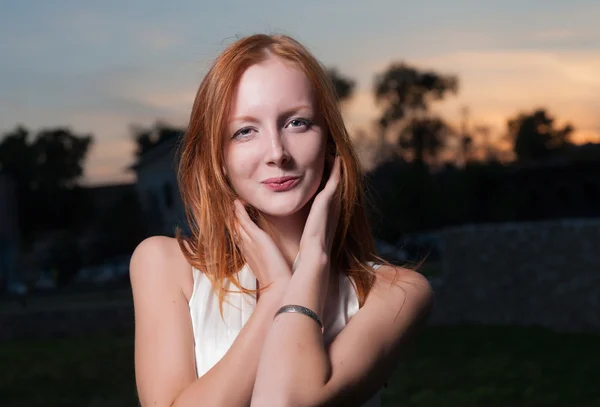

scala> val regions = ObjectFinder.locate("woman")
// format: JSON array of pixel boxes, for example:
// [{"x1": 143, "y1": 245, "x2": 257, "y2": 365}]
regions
[{"x1": 130, "y1": 34, "x2": 434, "y2": 407}]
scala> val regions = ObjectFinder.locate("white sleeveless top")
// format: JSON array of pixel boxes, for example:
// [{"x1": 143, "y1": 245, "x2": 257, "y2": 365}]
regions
[{"x1": 188, "y1": 264, "x2": 383, "y2": 407}]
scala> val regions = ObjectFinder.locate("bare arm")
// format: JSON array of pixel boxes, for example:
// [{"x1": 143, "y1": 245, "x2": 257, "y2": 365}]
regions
[
  {"x1": 251, "y1": 245, "x2": 331, "y2": 406},
  {"x1": 131, "y1": 236, "x2": 289, "y2": 407},
  {"x1": 251, "y1": 157, "x2": 434, "y2": 406},
  {"x1": 251, "y1": 251, "x2": 434, "y2": 407}
]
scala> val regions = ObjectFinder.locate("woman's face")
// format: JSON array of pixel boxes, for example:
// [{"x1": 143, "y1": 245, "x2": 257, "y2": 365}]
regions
[{"x1": 223, "y1": 56, "x2": 327, "y2": 217}]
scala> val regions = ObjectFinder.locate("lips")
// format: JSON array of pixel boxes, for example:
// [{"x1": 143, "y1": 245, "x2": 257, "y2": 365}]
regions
[
  {"x1": 261, "y1": 176, "x2": 301, "y2": 192},
  {"x1": 261, "y1": 176, "x2": 300, "y2": 184}
]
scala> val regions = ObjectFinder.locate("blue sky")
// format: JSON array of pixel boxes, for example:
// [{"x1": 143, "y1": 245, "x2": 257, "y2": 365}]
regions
[{"x1": 1, "y1": 0, "x2": 599, "y2": 184}]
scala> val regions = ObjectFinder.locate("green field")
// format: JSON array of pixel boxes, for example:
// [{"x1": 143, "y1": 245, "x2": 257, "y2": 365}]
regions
[{"x1": 1, "y1": 325, "x2": 598, "y2": 407}]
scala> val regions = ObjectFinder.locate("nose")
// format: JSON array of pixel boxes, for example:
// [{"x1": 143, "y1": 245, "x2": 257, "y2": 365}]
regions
[{"x1": 265, "y1": 131, "x2": 290, "y2": 167}]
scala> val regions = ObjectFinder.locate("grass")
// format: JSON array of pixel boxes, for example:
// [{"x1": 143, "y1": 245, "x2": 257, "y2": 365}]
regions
[
  {"x1": 1, "y1": 335, "x2": 137, "y2": 407},
  {"x1": 383, "y1": 325, "x2": 600, "y2": 407},
  {"x1": 1, "y1": 325, "x2": 598, "y2": 407}
]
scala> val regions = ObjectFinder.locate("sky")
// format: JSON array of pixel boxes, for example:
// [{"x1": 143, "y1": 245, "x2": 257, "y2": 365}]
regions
[{"x1": 1, "y1": 0, "x2": 599, "y2": 185}]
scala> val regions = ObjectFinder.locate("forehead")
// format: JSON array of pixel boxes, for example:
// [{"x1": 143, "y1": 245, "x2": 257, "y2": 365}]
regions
[{"x1": 230, "y1": 57, "x2": 316, "y2": 116}]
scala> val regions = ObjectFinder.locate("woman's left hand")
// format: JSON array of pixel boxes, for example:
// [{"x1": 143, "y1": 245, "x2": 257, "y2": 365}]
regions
[{"x1": 299, "y1": 156, "x2": 342, "y2": 259}]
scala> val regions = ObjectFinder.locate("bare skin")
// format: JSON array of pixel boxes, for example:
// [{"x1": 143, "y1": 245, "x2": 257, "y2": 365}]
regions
[{"x1": 131, "y1": 55, "x2": 434, "y2": 407}]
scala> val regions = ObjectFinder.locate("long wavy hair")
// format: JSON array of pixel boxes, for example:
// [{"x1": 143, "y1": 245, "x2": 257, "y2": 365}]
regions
[{"x1": 176, "y1": 34, "x2": 384, "y2": 316}]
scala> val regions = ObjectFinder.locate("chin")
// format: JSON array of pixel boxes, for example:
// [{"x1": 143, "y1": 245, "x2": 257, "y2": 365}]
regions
[
  {"x1": 255, "y1": 198, "x2": 307, "y2": 217},
  {"x1": 240, "y1": 177, "x2": 322, "y2": 218},
  {"x1": 253, "y1": 187, "x2": 316, "y2": 218}
]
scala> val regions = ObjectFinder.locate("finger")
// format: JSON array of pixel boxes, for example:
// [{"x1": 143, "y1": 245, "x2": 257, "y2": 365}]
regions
[
  {"x1": 322, "y1": 156, "x2": 342, "y2": 197},
  {"x1": 234, "y1": 200, "x2": 260, "y2": 236},
  {"x1": 232, "y1": 213, "x2": 252, "y2": 250},
  {"x1": 236, "y1": 222, "x2": 252, "y2": 246}
]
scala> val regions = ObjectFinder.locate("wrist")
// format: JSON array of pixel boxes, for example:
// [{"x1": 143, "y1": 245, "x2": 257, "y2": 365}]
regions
[
  {"x1": 298, "y1": 243, "x2": 330, "y2": 269},
  {"x1": 258, "y1": 276, "x2": 290, "y2": 301}
]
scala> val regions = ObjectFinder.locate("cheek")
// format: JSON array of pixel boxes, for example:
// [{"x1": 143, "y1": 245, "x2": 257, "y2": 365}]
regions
[
  {"x1": 223, "y1": 147, "x2": 259, "y2": 191},
  {"x1": 291, "y1": 131, "x2": 327, "y2": 166},
  {"x1": 290, "y1": 133, "x2": 327, "y2": 190}
]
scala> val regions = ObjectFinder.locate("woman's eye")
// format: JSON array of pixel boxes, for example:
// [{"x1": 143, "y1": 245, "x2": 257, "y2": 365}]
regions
[
  {"x1": 287, "y1": 118, "x2": 312, "y2": 129},
  {"x1": 232, "y1": 127, "x2": 254, "y2": 139}
]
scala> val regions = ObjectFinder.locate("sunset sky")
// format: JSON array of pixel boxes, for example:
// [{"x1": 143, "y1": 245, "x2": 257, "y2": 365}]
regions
[{"x1": 1, "y1": 0, "x2": 599, "y2": 185}]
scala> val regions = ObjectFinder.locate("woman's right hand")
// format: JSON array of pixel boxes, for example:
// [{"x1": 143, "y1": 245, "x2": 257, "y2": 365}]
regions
[{"x1": 234, "y1": 200, "x2": 291, "y2": 293}]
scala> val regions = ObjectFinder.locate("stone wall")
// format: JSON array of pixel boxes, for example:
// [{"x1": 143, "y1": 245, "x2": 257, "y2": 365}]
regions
[
  {"x1": 0, "y1": 301, "x2": 133, "y2": 340},
  {"x1": 3, "y1": 218, "x2": 599, "y2": 340},
  {"x1": 428, "y1": 218, "x2": 600, "y2": 332}
]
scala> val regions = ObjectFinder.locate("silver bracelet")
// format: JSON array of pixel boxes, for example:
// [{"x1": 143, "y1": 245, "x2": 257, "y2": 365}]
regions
[{"x1": 274, "y1": 305, "x2": 324, "y2": 331}]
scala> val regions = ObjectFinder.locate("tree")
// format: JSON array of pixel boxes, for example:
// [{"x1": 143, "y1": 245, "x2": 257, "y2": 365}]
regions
[
  {"x1": 0, "y1": 125, "x2": 93, "y2": 244},
  {"x1": 374, "y1": 62, "x2": 458, "y2": 163},
  {"x1": 328, "y1": 68, "x2": 356, "y2": 102},
  {"x1": 31, "y1": 128, "x2": 93, "y2": 189},
  {"x1": 0, "y1": 126, "x2": 34, "y2": 187},
  {"x1": 131, "y1": 122, "x2": 185, "y2": 157},
  {"x1": 0, "y1": 125, "x2": 92, "y2": 190},
  {"x1": 507, "y1": 108, "x2": 574, "y2": 162},
  {"x1": 398, "y1": 117, "x2": 453, "y2": 164}
]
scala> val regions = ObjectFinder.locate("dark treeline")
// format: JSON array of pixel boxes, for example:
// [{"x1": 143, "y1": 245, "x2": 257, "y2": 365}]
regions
[
  {"x1": 1, "y1": 63, "x2": 598, "y2": 283},
  {"x1": 366, "y1": 154, "x2": 600, "y2": 243},
  {"x1": 348, "y1": 62, "x2": 595, "y2": 241},
  {"x1": 0, "y1": 126, "x2": 92, "y2": 240},
  {"x1": 0, "y1": 127, "x2": 145, "y2": 284}
]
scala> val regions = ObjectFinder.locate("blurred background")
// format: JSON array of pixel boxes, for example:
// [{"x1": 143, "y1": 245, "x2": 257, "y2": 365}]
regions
[{"x1": 1, "y1": 1, "x2": 599, "y2": 406}]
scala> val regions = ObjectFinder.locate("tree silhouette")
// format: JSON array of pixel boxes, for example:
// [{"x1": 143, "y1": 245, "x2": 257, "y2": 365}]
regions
[
  {"x1": 507, "y1": 108, "x2": 574, "y2": 162},
  {"x1": 0, "y1": 125, "x2": 93, "y2": 245},
  {"x1": 0, "y1": 126, "x2": 92, "y2": 190},
  {"x1": 374, "y1": 62, "x2": 458, "y2": 163},
  {"x1": 131, "y1": 122, "x2": 185, "y2": 157},
  {"x1": 328, "y1": 68, "x2": 356, "y2": 102},
  {"x1": 33, "y1": 128, "x2": 93, "y2": 189},
  {"x1": 0, "y1": 126, "x2": 34, "y2": 188},
  {"x1": 398, "y1": 117, "x2": 453, "y2": 164}
]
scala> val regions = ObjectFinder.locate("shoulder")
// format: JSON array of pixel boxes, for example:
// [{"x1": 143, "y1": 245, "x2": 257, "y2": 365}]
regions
[
  {"x1": 369, "y1": 264, "x2": 435, "y2": 319},
  {"x1": 374, "y1": 264, "x2": 432, "y2": 290},
  {"x1": 130, "y1": 235, "x2": 189, "y2": 273},
  {"x1": 129, "y1": 237, "x2": 198, "y2": 406},
  {"x1": 130, "y1": 236, "x2": 194, "y2": 299}
]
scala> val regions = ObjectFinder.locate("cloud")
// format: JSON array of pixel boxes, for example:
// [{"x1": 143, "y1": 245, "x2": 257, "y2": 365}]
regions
[
  {"x1": 423, "y1": 50, "x2": 600, "y2": 137},
  {"x1": 347, "y1": 49, "x2": 600, "y2": 145},
  {"x1": 132, "y1": 28, "x2": 185, "y2": 51},
  {"x1": 3, "y1": 1, "x2": 599, "y2": 184},
  {"x1": 531, "y1": 28, "x2": 593, "y2": 42},
  {"x1": 124, "y1": 90, "x2": 197, "y2": 113}
]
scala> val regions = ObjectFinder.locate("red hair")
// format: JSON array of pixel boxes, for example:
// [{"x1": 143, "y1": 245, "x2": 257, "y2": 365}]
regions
[{"x1": 176, "y1": 34, "x2": 382, "y2": 316}]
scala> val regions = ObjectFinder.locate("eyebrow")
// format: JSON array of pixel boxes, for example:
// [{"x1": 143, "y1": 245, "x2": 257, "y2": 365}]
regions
[{"x1": 230, "y1": 104, "x2": 313, "y2": 124}]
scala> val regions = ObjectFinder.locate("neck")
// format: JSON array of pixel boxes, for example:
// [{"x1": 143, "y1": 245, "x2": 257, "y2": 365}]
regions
[{"x1": 262, "y1": 204, "x2": 310, "y2": 269}]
